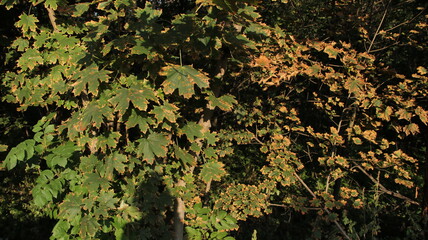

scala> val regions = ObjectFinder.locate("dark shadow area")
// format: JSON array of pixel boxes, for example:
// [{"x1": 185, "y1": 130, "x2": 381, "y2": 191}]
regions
[
  {"x1": 121, "y1": 171, "x2": 175, "y2": 240},
  {"x1": 0, "y1": 170, "x2": 56, "y2": 240}
]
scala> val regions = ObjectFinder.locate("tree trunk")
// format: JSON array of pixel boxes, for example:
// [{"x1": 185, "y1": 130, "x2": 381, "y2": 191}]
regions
[
  {"x1": 423, "y1": 127, "x2": 428, "y2": 240},
  {"x1": 173, "y1": 54, "x2": 227, "y2": 240}
]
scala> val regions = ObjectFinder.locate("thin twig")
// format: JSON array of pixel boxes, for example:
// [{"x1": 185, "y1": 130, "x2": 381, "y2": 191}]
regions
[
  {"x1": 354, "y1": 163, "x2": 419, "y2": 205},
  {"x1": 367, "y1": 0, "x2": 391, "y2": 53},
  {"x1": 368, "y1": 41, "x2": 399, "y2": 53},
  {"x1": 384, "y1": 6, "x2": 427, "y2": 32},
  {"x1": 293, "y1": 172, "x2": 353, "y2": 240},
  {"x1": 269, "y1": 203, "x2": 321, "y2": 210}
]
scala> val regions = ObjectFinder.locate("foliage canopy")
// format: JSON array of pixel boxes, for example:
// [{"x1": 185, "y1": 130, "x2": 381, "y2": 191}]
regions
[{"x1": 0, "y1": 0, "x2": 427, "y2": 239}]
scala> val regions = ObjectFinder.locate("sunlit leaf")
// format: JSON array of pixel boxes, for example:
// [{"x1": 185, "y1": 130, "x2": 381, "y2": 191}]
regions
[
  {"x1": 72, "y1": 64, "x2": 111, "y2": 95},
  {"x1": 16, "y1": 13, "x2": 38, "y2": 32},
  {"x1": 136, "y1": 133, "x2": 169, "y2": 164},
  {"x1": 17, "y1": 49, "x2": 44, "y2": 71},
  {"x1": 161, "y1": 65, "x2": 209, "y2": 98},
  {"x1": 200, "y1": 160, "x2": 226, "y2": 183}
]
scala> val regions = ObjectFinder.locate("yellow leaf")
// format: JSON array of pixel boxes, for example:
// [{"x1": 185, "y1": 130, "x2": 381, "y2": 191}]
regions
[
  {"x1": 403, "y1": 123, "x2": 419, "y2": 135},
  {"x1": 255, "y1": 55, "x2": 271, "y2": 67},
  {"x1": 415, "y1": 106, "x2": 427, "y2": 125},
  {"x1": 362, "y1": 130, "x2": 377, "y2": 143}
]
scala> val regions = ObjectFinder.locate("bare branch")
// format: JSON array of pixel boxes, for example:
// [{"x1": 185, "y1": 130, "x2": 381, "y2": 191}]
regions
[
  {"x1": 46, "y1": 7, "x2": 58, "y2": 32},
  {"x1": 269, "y1": 203, "x2": 321, "y2": 210},
  {"x1": 384, "y1": 6, "x2": 427, "y2": 33},
  {"x1": 354, "y1": 163, "x2": 419, "y2": 206},
  {"x1": 367, "y1": 0, "x2": 391, "y2": 53},
  {"x1": 293, "y1": 172, "x2": 354, "y2": 240}
]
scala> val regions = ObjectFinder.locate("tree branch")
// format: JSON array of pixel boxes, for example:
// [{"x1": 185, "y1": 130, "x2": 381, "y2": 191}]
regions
[
  {"x1": 354, "y1": 163, "x2": 419, "y2": 206},
  {"x1": 46, "y1": 7, "x2": 58, "y2": 32},
  {"x1": 293, "y1": 172, "x2": 354, "y2": 240},
  {"x1": 367, "y1": 0, "x2": 391, "y2": 53},
  {"x1": 384, "y1": 6, "x2": 426, "y2": 33}
]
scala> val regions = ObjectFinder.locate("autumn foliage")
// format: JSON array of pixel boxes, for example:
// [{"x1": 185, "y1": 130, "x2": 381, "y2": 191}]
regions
[{"x1": 0, "y1": 0, "x2": 427, "y2": 239}]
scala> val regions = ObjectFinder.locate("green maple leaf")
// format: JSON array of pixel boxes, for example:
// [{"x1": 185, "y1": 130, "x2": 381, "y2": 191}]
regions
[
  {"x1": 80, "y1": 215, "x2": 100, "y2": 238},
  {"x1": 81, "y1": 101, "x2": 112, "y2": 128},
  {"x1": 136, "y1": 132, "x2": 169, "y2": 164},
  {"x1": 59, "y1": 194, "x2": 83, "y2": 221},
  {"x1": 83, "y1": 173, "x2": 110, "y2": 193},
  {"x1": 98, "y1": 190, "x2": 119, "y2": 210},
  {"x1": 125, "y1": 109, "x2": 153, "y2": 133},
  {"x1": 200, "y1": 160, "x2": 226, "y2": 183},
  {"x1": 98, "y1": 152, "x2": 127, "y2": 180},
  {"x1": 54, "y1": 33, "x2": 79, "y2": 49},
  {"x1": 79, "y1": 155, "x2": 98, "y2": 173},
  {"x1": 72, "y1": 63, "x2": 111, "y2": 95},
  {"x1": 150, "y1": 102, "x2": 179, "y2": 123},
  {"x1": 44, "y1": 0, "x2": 59, "y2": 10},
  {"x1": 72, "y1": 3, "x2": 91, "y2": 17},
  {"x1": 17, "y1": 49, "x2": 44, "y2": 71},
  {"x1": 207, "y1": 94, "x2": 237, "y2": 111},
  {"x1": 16, "y1": 13, "x2": 38, "y2": 32},
  {"x1": 180, "y1": 122, "x2": 204, "y2": 141},
  {"x1": 34, "y1": 31, "x2": 50, "y2": 48},
  {"x1": 12, "y1": 38, "x2": 29, "y2": 51},
  {"x1": 51, "y1": 220, "x2": 70, "y2": 240},
  {"x1": 161, "y1": 65, "x2": 209, "y2": 98},
  {"x1": 109, "y1": 87, "x2": 156, "y2": 116},
  {"x1": 174, "y1": 145, "x2": 195, "y2": 166},
  {"x1": 1, "y1": 0, "x2": 17, "y2": 10}
]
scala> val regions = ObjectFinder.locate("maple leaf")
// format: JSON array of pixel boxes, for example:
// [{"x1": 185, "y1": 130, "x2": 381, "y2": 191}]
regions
[
  {"x1": 404, "y1": 123, "x2": 419, "y2": 135},
  {"x1": 362, "y1": 130, "x2": 377, "y2": 143},
  {"x1": 323, "y1": 45, "x2": 339, "y2": 59},
  {"x1": 58, "y1": 194, "x2": 83, "y2": 221},
  {"x1": 125, "y1": 109, "x2": 153, "y2": 133},
  {"x1": 12, "y1": 38, "x2": 29, "y2": 51},
  {"x1": 200, "y1": 160, "x2": 226, "y2": 183},
  {"x1": 17, "y1": 49, "x2": 44, "y2": 71},
  {"x1": 80, "y1": 101, "x2": 112, "y2": 128},
  {"x1": 83, "y1": 173, "x2": 110, "y2": 193},
  {"x1": 44, "y1": 0, "x2": 59, "y2": 10},
  {"x1": 160, "y1": 65, "x2": 209, "y2": 98},
  {"x1": 54, "y1": 33, "x2": 79, "y2": 50},
  {"x1": 98, "y1": 152, "x2": 127, "y2": 180},
  {"x1": 109, "y1": 87, "x2": 157, "y2": 116},
  {"x1": 79, "y1": 155, "x2": 98, "y2": 173},
  {"x1": 180, "y1": 122, "x2": 204, "y2": 141},
  {"x1": 415, "y1": 106, "x2": 427, "y2": 125},
  {"x1": 207, "y1": 94, "x2": 237, "y2": 111},
  {"x1": 255, "y1": 55, "x2": 271, "y2": 67},
  {"x1": 174, "y1": 145, "x2": 195, "y2": 166},
  {"x1": 97, "y1": 191, "x2": 119, "y2": 210},
  {"x1": 72, "y1": 63, "x2": 111, "y2": 95},
  {"x1": 344, "y1": 77, "x2": 365, "y2": 95},
  {"x1": 80, "y1": 215, "x2": 100, "y2": 238},
  {"x1": 136, "y1": 133, "x2": 169, "y2": 164},
  {"x1": 150, "y1": 102, "x2": 179, "y2": 123},
  {"x1": 15, "y1": 13, "x2": 38, "y2": 32},
  {"x1": 72, "y1": 3, "x2": 91, "y2": 17}
]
